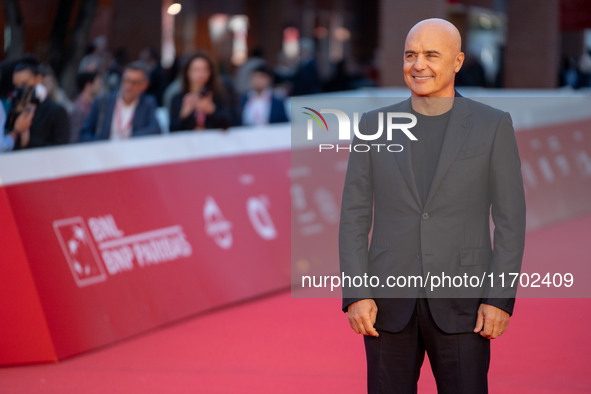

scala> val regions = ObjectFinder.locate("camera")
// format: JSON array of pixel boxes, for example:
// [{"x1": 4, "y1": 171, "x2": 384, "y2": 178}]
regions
[{"x1": 5, "y1": 86, "x2": 40, "y2": 131}]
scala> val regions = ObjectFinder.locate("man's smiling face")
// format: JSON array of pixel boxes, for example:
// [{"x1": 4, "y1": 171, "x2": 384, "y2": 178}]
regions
[{"x1": 403, "y1": 20, "x2": 464, "y2": 98}]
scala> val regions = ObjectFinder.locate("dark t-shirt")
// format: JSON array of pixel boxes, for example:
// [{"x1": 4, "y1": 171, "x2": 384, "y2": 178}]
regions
[{"x1": 410, "y1": 108, "x2": 451, "y2": 207}]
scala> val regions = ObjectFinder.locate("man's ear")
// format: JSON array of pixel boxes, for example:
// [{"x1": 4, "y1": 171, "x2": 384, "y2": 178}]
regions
[{"x1": 454, "y1": 52, "x2": 465, "y2": 73}]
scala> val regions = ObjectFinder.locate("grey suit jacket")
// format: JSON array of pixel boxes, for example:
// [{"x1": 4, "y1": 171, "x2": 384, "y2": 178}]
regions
[{"x1": 339, "y1": 96, "x2": 526, "y2": 334}]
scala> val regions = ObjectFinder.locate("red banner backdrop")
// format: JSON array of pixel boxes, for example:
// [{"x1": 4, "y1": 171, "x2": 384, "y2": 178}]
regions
[
  {"x1": 0, "y1": 187, "x2": 56, "y2": 365},
  {"x1": 0, "y1": 134, "x2": 290, "y2": 365},
  {"x1": 516, "y1": 118, "x2": 591, "y2": 230}
]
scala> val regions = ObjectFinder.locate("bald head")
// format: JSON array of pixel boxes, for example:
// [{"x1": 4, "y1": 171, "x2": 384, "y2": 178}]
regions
[
  {"x1": 407, "y1": 18, "x2": 462, "y2": 53},
  {"x1": 403, "y1": 18, "x2": 464, "y2": 97}
]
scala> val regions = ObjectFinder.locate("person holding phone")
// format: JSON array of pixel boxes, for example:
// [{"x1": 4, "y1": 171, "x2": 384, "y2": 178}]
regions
[{"x1": 169, "y1": 52, "x2": 232, "y2": 131}]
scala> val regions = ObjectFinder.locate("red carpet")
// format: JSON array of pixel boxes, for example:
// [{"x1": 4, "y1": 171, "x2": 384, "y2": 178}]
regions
[{"x1": 1, "y1": 213, "x2": 590, "y2": 393}]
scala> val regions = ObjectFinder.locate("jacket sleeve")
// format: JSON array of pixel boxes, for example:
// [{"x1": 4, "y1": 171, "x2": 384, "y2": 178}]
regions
[
  {"x1": 169, "y1": 93, "x2": 196, "y2": 131},
  {"x1": 482, "y1": 112, "x2": 526, "y2": 315},
  {"x1": 339, "y1": 113, "x2": 374, "y2": 312},
  {"x1": 79, "y1": 97, "x2": 101, "y2": 142},
  {"x1": 53, "y1": 104, "x2": 70, "y2": 145},
  {"x1": 270, "y1": 97, "x2": 289, "y2": 123},
  {"x1": 206, "y1": 93, "x2": 233, "y2": 130},
  {"x1": 133, "y1": 95, "x2": 161, "y2": 136}
]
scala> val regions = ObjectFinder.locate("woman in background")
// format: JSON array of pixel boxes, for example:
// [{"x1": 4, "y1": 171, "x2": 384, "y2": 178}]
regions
[{"x1": 169, "y1": 52, "x2": 231, "y2": 131}]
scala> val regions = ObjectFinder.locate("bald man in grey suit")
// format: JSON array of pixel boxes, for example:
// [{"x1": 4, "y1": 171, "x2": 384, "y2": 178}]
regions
[{"x1": 339, "y1": 19, "x2": 526, "y2": 393}]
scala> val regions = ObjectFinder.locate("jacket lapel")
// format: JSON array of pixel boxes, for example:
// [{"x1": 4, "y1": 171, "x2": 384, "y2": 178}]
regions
[
  {"x1": 393, "y1": 98, "x2": 422, "y2": 208},
  {"x1": 132, "y1": 95, "x2": 144, "y2": 133},
  {"x1": 424, "y1": 96, "x2": 472, "y2": 209},
  {"x1": 102, "y1": 94, "x2": 117, "y2": 139}
]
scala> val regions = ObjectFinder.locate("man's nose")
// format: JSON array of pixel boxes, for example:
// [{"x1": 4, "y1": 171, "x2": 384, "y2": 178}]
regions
[{"x1": 413, "y1": 55, "x2": 427, "y2": 71}]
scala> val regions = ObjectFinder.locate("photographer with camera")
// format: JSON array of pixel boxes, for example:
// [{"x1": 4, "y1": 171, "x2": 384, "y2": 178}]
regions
[{"x1": 9, "y1": 58, "x2": 70, "y2": 149}]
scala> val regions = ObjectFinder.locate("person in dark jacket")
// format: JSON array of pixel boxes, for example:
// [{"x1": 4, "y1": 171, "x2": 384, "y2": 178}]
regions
[
  {"x1": 169, "y1": 52, "x2": 232, "y2": 131},
  {"x1": 240, "y1": 65, "x2": 288, "y2": 126},
  {"x1": 10, "y1": 58, "x2": 69, "y2": 149},
  {"x1": 80, "y1": 61, "x2": 161, "y2": 141}
]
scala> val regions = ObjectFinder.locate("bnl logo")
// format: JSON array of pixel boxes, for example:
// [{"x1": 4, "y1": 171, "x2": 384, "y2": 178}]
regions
[{"x1": 302, "y1": 107, "x2": 418, "y2": 142}]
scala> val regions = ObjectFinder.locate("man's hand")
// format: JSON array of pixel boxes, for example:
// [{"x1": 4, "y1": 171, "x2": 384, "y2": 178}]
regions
[
  {"x1": 474, "y1": 303, "x2": 510, "y2": 339},
  {"x1": 347, "y1": 299, "x2": 379, "y2": 337}
]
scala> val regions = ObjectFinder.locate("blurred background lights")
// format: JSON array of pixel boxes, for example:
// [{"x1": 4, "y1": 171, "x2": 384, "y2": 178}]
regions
[{"x1": 167, "y1": 3, "x2": 182, "y2": 16}]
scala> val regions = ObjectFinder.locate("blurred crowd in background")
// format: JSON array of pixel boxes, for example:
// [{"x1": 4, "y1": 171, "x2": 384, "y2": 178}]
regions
[
  {"x1": 0, "y1": 42, "x2": 326, "y2": 151},
  {"x1": 1, "y1": 30, "x2": 389, "y2": 152},
  {"x1": 1, "y1": 0, "x2": 591, "y2": 152}
]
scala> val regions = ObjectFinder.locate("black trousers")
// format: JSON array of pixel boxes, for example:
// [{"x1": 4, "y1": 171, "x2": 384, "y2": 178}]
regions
[{"x1": 364, "y1": 298, "x2": 490, "y2": 394}]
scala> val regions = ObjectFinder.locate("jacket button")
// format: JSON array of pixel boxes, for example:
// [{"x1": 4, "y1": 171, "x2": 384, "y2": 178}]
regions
[
  {"x1": 421, "y1": 212, "x2": 429, "y2": 219},
  {"x1": 416, "y1": 252, "x2": 422, "y2": 259}
]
